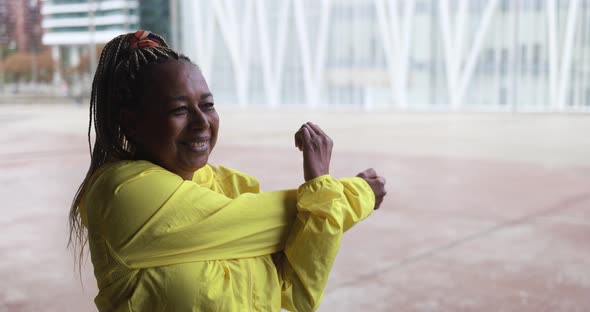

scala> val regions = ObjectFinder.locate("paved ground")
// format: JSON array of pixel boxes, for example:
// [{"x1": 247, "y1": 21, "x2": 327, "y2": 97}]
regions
[{"x1": 1, "y1": 104, "x2": 589, "y2": 311}]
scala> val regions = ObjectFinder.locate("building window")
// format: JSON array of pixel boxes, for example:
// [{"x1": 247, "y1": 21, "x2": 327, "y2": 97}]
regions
[
  {"x1": 500, "y1": 48, "x2": 508, "y2": 77},
  {"x1": 370, "y1": 37, "x2": 378, "y2": 66},
  {"x1": 521, "y1": 45, "x2": 527, "y2": 75},
  {"x1": 499, "y1": 87, "x2": 507, "y2": 105},
  {"x1": 522, "y1": 0, "x2": 531, "y2": 11},
  {"x1": 415, "y1": 0, "x2": 429, "y2": 14},
  {"x1": 469, "y1": 0, "x2": 484, "y2": 13},
  {"x1": 532, "y1": 44, "x2": 541, "y2": 76},
  {"x1": 485, "y1": 48, "x2": 495, "y2": 74},
  {"x1": 501, "y1": 0, "x2": 510, "y2": 12}
]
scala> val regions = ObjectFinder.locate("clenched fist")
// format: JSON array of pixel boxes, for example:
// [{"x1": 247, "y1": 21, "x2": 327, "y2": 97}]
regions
[
  {"x1": 294, "y1": 122, "x2": 333, "y2": 182},
  {"x1": 357, "y1": 168, "x2": 387, "y2": 210}
]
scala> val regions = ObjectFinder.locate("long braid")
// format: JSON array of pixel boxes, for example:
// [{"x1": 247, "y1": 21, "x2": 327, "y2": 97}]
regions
[{"x1": 69, "y1": 31, "x2": 191, "y2": 273}]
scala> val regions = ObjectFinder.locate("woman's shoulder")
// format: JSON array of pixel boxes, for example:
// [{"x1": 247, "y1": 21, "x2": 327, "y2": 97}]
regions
[
  {"x1": 207, "y1": 165, "x2": 261, "y2": 196},
  {"x1": 208, "y1": 165, "x2": 254, "y2": 180},
  {"x1": 98, "y1": 159, "x2": 175, "y2": 179},
  {"x1": 88, "y1": 160, "x2": 182, "y2": 197}
]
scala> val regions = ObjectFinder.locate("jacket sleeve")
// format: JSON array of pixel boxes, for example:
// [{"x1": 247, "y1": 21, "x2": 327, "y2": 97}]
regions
[
  {"x1": 279, "y1": 175, "x2": 375, "y2": 312},
  {"x1": 84, "y1": 162, "x2": 298, "y2": 269}
]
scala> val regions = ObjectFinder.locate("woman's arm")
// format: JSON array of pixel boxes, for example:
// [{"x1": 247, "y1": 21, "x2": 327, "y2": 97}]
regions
[
  {"x1": 279, "y1": 122, "x2": 386, "y2": 311},
  {"x1": 279, "y1": 175, "x2": 375, "y2": 312},
  {"x1": 84, "y1": 161, "x2": 298, "y2": 269}
]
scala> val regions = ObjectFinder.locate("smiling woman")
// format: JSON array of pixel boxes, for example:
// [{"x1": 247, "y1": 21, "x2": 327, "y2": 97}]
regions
[
  {"x1": 120, "y1": 60, "x2": 219, "y2": 180},
  {"x1": 70, "y1": 30, "x2": 387, "y2": 312}
]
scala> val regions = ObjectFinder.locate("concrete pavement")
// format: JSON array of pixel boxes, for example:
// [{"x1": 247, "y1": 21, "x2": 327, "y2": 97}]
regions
[{"x1": 0, "y1": 104, "x2": 589, "y2": 311}]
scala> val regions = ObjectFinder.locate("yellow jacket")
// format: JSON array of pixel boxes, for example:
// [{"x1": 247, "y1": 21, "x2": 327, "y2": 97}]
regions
[{"x1": 81, "y1": 160, "x2": 374, "y2": 311}]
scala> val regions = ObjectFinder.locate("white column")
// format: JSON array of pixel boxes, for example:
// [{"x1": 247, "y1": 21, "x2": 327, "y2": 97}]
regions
[
  {"x1": 439, "y1": 0, "x2": 498, "y2": 109},
  {"x1": 212, "y1": 0, "x2": 253, "y2": 108},
  {"x1": 547, "y1": 0, "x2": 558, "y2": 108},
  {"x1": 293, "y1": 0, "x2": 332, "y2": 108},
  {"x1": 374, "y1": 0, "x2": 415, "y2": 109},
  {"x1": 455, "y1": 0, "x2": 498, "y2": 109},
  {"x1": 557, "y1": 0, "x2": 580, "y2": 110},
  {"x1": 255, "y1": 0, "x2": 290, "y2": 108},
  {"x1": 51, "y1": 45, "x2": 62, "y2": 86},
  {"x1": 69, "y1": 46, "x2": 80, "y2": 67},
  {"x1": 170, "y1": 0, "x2": 179, "y2": 49}
]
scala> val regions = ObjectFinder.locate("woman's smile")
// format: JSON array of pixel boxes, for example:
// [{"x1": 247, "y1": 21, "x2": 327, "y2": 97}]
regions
[{"x1": 181, "y1": 137, "x2": 210, "y2": 153}]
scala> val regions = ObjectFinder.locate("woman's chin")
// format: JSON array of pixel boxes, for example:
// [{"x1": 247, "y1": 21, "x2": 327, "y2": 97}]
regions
[{"x1": 184, "y1": 158, "x2": 209, "y2": 173}]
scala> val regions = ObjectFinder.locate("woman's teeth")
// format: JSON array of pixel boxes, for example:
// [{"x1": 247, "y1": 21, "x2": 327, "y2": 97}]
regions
[
  {"x1": 190, "y1": 141, "x2": 207, "y2": 148},
  {"x1": 186, "y1": 141, "x2": 208, "y2": 151}
]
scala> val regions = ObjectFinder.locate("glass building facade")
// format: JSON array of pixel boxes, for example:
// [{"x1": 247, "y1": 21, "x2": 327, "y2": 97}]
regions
[
  {"x1": 175, "y1": 0, "x2": 590, "y2": 112},
  {"x1": 42, "y1": 0, "x2": 138, "y2": 45},
  {"x1": 138, "y1": 0, "x2": 170, "y2": 41},
  {"x1": 41, "y1": 0, "x2": 139, "y2": 87}
]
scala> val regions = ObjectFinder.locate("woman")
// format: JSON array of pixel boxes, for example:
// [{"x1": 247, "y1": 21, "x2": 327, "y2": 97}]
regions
[{"x1": 70, "y1": 30, "x2": 387, "y2": 311}]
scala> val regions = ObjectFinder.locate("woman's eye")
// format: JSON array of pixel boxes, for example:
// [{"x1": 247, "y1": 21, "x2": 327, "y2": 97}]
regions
[
  {"x1": 202, "y1": 103, "x2": 215, "y2": 110},
  {"x1": 171, "y1": 106, "x2": 188, "y2": 115}
]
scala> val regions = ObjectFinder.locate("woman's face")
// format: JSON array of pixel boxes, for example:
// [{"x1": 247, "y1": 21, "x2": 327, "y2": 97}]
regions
[{"x1": 127, "y1": 60, "x2": 219, "y2": 180}]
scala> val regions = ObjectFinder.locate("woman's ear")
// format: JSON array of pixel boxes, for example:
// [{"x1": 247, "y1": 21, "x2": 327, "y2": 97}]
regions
[{"x1": 120, "y1": 107, "x2": 139, "y2": 143}]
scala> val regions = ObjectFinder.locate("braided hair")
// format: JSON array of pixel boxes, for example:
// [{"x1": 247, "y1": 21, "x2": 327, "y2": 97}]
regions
[{"x1": 69, "y1": 31, "x2": 191, "y2": 271}]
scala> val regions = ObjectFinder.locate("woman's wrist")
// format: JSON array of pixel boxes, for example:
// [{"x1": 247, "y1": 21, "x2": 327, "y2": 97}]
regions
[{"x1": 302, "y1": 174, "x2": 332, "y2": 185}]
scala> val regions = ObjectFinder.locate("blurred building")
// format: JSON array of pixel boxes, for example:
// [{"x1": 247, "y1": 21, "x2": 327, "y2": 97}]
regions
[
  {"x1": 41, "y1": 0, "x2": 139, "y2": 84},
  {"x1": 0, "y1": 0, "x2": 43, "y2": 52},
  {"x1": 138, "y1": 0, "x2": 170, "y2": 43},
  {"x1": 175, "y1": 0, "x2": 590, "y2": 112}
]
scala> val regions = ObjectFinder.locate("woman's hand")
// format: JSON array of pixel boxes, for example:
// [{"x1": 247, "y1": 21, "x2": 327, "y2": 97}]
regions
[
  {"x1": 357, "y1": 168, "x2": 387, "y2": 210},
  {"x1": 294, "y1": 122, "x2": 333, "y2": 182}
]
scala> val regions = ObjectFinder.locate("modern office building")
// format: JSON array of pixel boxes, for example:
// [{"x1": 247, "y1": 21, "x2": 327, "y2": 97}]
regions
[
  {"x1": 41, "y1": 0, "x2": 139, "y2": 83},
  {"x1": 138, "y1": 0, "x2": 170, "y2": 43},
  {"x1": 175, "y1": 0, "x2": 590, "y2": 112}
]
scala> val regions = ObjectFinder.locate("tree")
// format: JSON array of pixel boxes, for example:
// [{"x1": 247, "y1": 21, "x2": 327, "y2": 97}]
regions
[{"x1": 2, "y1": 49, "x2": 53, "y2": 90}]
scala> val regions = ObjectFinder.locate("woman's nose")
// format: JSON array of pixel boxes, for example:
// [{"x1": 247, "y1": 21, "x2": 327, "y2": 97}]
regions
[{"x1": 189, "y1": 107, "x2": 210, "y2": 129}]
